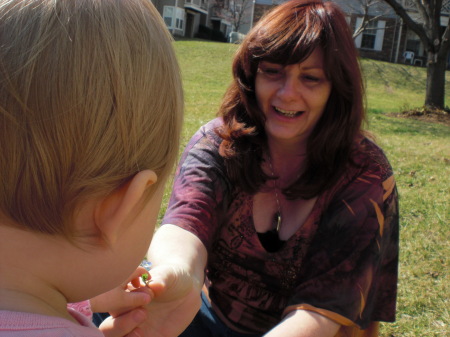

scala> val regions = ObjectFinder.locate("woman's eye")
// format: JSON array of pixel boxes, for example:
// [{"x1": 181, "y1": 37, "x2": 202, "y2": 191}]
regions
[
  {"x1": 259, "y1": 64, "x2": 283, "y2": 77},
  {"x1": 303, "y1": 75, "x2": 320, "y2": 82},
  {"x1": 265, "y1": 68, "x2": 281, "y2": 75}
]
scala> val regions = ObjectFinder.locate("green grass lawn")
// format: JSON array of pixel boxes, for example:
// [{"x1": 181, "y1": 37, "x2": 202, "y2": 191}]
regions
[{"x1": 163, "y1": 39, "x2": 450, "y2": 336}]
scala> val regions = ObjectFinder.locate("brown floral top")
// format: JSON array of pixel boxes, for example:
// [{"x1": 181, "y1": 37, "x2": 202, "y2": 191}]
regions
[{"x1": 163, "y1": 118, "x2": 399, "y2": 335}]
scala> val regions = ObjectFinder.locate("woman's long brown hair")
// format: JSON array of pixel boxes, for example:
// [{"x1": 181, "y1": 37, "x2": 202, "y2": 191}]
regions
[{"x1": 217, "y1": 0, "x2": 365, "y2": 199}]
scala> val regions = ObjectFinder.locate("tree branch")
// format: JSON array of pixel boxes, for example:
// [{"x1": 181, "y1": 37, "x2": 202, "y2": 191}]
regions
[
  {"x1": 353, "y1": 0, "x2": 392, "y2": 37},
  {"x1": 437, "y1": 20, "x2": 450, "y2": 59},
  {"x1": 383, "y1": 0, "x2": 430, "y2": 44},
  {"x1": 412, "y1": 0, "x2": 430, "y2": 29}
]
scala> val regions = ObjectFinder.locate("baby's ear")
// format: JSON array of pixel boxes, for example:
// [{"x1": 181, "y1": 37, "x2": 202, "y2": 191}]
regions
[{"x1": 94, "y1": 170, "x2": 157, "y2": 243}]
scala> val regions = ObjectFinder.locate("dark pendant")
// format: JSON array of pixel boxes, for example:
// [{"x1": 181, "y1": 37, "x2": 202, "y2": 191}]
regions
[
  {"x1": 257, "y1": 229, "x2": 285, "y2": 252},
  {"x1": 257, "y1": 212, "x2": 286, "y2": 252}
]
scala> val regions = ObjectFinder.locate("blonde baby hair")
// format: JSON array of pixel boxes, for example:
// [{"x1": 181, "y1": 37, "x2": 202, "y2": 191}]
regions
[{"x1": 0, "y1": 0, "x2": 183, "y2": 236}]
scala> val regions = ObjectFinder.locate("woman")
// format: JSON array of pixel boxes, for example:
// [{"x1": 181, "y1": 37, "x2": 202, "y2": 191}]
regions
[{"x1": 146, "y1": 1, "x2": 399, "y2": 336}]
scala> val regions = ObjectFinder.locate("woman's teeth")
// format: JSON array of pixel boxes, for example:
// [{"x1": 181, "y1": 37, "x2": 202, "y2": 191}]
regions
[{"x1": 274, "y1": 106, "x2": 301, "y2": 117}]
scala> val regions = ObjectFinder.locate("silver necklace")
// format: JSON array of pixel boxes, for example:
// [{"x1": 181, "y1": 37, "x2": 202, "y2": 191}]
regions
[
  {"x1": 258, "y1": 154, "x2": 305, "y2": 252},
  {"x1": 257, "y1": 157, "x2": 285, "y2": 252},
  {"x1": 267, "y1": 158, "x2": 282, "y2": 233}
]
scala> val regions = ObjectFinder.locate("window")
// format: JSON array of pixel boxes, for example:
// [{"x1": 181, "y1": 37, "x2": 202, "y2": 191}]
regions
[
  {"x1": 163, "y1": 6, "x2": 173, "y2": 27},
  {"x1": 175, "y1": 7, "x2": 184, "y2": 30},
  {"x1": 361, "y1": 20, "x2": 377, "y2": 49},
  {"x1": 354, "y1": 18, "x2": 386, "y2": 51},
  {"x1": 163, "y1": 6, "x2": 185, "y2": 31}
]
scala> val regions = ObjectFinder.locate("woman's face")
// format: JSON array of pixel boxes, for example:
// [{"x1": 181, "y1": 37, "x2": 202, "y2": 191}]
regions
[{"x1": 255, "y1": 47, "x2": 332, "y2": 147}]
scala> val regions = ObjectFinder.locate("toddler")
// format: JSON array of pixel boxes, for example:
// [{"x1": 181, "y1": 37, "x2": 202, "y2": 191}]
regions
[{"x1": 0, "y1": 0, "x2": 183, "y2": 336}]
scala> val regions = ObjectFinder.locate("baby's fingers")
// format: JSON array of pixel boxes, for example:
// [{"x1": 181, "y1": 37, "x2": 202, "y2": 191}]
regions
[
  {"x1": 127, "y1": 266, "x2": 149, "y2": 289},
  {"x1": 109, "y1": 287, "x2": 153, "y2": 318}
]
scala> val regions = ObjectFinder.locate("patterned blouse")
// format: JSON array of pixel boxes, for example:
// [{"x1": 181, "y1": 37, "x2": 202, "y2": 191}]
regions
[{"x1": 163, "y1": 118, "x2": 399, "y2": 336}]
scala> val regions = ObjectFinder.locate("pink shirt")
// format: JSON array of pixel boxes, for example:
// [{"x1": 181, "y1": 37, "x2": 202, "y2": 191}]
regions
[{"x1": 0, "y1": 308, "x2": 103, "y2": 336}]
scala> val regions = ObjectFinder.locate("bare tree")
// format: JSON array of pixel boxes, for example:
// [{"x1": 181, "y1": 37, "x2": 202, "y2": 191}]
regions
[
  {"x1": 211, "y1": 0, "x2": 253, "y2": 36},
  {"x1": 229, "y1": 0, "x2": 254, "y2": 33},
  {"x1": 351, "y1": 0, "x2": 392, "y2": 38},
  {"x1": 383, "y1": 0, "x2": 450, "y2": 109}
]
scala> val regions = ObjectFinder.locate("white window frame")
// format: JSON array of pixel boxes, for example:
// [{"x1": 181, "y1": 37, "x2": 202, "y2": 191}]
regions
[
  {"x1": 163, "y1": 6, "x2": 174, "y2": 28},
  {"x1": 355, "y1": 18, "x2": 385, "y2": 51},
  {"x1": 175, "y1": 7, "x2": 185, "y2": 30},
  {"x1": 345, "y1": 15, "x2": 351, "y2": 26},
  {"x1": 163, "y1": 6, "x2": 185, "y2": 32}
]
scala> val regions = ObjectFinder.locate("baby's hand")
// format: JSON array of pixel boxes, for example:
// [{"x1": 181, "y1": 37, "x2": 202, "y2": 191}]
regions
[
  {"x1": 94, "y1": 266, "x2": 153, "y2": 337},
  {"x1": 91, "y1": 266, "x2": 153, "y2": 316}
]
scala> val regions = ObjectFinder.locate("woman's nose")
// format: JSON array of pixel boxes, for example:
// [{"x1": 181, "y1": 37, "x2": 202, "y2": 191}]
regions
[{"x1": 277, "y1": 77, "x2": 301, "y2": 102}]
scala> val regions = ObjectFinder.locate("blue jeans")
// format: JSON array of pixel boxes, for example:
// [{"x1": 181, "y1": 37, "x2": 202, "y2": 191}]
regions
[{"x1": 179, "y1": 292, "x2": 262, "y2": 337}]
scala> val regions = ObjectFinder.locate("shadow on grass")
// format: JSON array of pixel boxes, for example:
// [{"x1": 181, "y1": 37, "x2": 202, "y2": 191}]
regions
[{"x1": 367, "y1": 110, "x2": 449, "y2": 139}]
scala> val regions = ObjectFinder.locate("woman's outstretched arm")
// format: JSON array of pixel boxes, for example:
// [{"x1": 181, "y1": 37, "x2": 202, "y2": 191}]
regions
[{"x1": 139, "y1": 224, "x2": 207, "y2": 337}]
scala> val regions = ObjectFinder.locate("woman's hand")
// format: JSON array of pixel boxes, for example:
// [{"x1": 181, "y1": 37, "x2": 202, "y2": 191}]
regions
[
  {"x1": 133, "y1": 224, "x2": 207, "y2": 337},
  {"x1": 136, "y1": 264, "x2": 202, "y2": 337},
  {"x1": 99, "y1": 309, "x2": 148, "y2": 337}
]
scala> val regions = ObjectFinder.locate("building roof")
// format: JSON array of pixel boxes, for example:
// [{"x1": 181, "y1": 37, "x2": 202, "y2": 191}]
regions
[
  {"x1": 254, "y1": 0, "x2": 449, "y2": 23},
  {"x1": 331, "y1": 0, "x2": 397, "y2": 19},
  {"x1": 255, "y1": 0, "x2": 286, "y2": 5}
]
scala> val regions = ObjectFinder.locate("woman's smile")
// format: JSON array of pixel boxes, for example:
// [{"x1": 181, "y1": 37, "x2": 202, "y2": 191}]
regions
[
  {"x1": 273, "y1": 106, "x2": 304, "y2": 118},
  {"x1": 255, "y1": 47, "x2": 332, "y2": 145}
]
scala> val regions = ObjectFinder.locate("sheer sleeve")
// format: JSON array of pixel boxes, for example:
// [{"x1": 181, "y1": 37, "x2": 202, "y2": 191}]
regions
[
  {"x1": 162, "y1": 118, "x2": 232, "y2": 250},
  {"x1": 67, "y1": 300, "x2": 93, "y2": 320},
  {"x1": 285, "y1": 141, "x2": 399, "y2": 329}
]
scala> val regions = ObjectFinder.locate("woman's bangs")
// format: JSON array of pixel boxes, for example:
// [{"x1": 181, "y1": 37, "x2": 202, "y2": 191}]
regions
[
  {"x1": 251, "y1": 14, "x2": 323, "y2": 66},
  {"x1": 259, "y1": 36, "x2": 319, "y2": 66}
]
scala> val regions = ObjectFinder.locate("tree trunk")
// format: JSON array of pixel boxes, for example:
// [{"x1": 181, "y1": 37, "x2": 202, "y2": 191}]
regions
[{"x1": 425, "y1": 52, "x2": 447, "y2": 109}]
